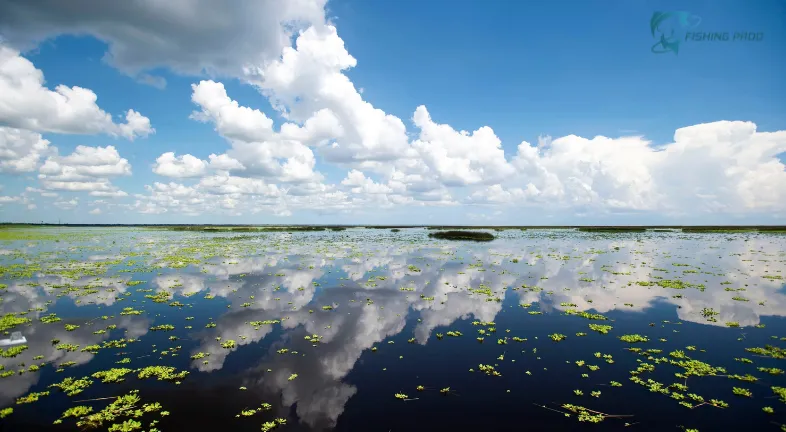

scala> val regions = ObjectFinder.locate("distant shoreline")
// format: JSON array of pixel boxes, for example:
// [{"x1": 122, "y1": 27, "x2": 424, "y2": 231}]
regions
[{"x1": 1, "y1": 223, "x2": 784, "y2": 231}]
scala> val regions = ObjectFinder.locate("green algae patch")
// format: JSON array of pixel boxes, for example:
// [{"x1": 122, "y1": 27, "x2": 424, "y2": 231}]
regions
[{"x1": 429, "y1": 231, "x2": 495, "y2": 241}]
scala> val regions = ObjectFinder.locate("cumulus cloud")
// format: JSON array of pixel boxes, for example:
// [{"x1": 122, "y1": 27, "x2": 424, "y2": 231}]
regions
[
  {"x1": 2, "y1": 0, "x2": 785, "y2": 221},
  {"x1": 189, "y1": 80, "x2": 323, "y2": 183},
  {"x1": 0, "y1": 126, "x2": 51, "y2": 172},
  {"x1": 411, "y1": 105, "x2": 516, "y2": 186},
  {"x1": 152, "y1": 152, "x2": 207, "y2": 178},
  {"x1": 499, "y1": 121, "x2": 786, "y2": 213},
  {"x1": 38, "y1": 145, "x2": 130, "y2": 197},
  {"x1": 0, "y1": 0, "x2": 328, "y2": 79},
  {"x1": 0, "y1": 45, "x2": 154, "y2": 139}
]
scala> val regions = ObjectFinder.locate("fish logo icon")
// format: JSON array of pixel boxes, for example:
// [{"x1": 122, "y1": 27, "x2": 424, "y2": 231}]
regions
[{"x1": 650, "y1": 11, "x2": 702, "y2": 54}]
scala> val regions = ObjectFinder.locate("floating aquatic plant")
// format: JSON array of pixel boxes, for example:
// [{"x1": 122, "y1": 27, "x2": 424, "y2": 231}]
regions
[
  {"x1": 732, "y1": 387, "x2": 752, "y2": 397},
  {"x1": 745, "y1": 345, "x2": 786, "y2": 359},
  {"x1": 49, "y1": 377, "x2": 93, "y2": 396},
  {"x1": 137, "y1": 366, "x2": 188, "y2": 381},
  {"x1": 92, "y1": 368, "x2": 134, "y2": 383},
  {"x1": 549, "y1": 333, "x2": 567, "y2": 342},
  {"x1": 588, "y1": 324, "x2": 613, "y2": 334},
  {"x1": 772, "y1": 386, "x2": 786, "y2": 403},
  {"x1": 16, "y1": 391, "x2": 49, "y2": 404}
]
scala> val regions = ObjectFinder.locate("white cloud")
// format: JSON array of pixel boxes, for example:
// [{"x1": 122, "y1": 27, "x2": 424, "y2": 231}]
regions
[
  {"x1": 411, "y1": 105, "x2": 516, "y2": 186},
  {"x1": 190, "y1": 80, "x2": 274, "y2": 142},
  {"x1": 208, "y1": 153, "x2": 245, "y2": 171},
  {"x1": 249, "y1": 26, "x2": 412, "y2": 163},
  {"x1": 2, "y1": 1, "x2": 785, "y2": 221},
  {"x1": 53, "y1": 198, "x2": 78, "y2": 210},
  {"x1": 503, "y1": 121, "x2": 786, "y2": 213},
  {"x1": 0, "y1": 0, "x2": 328, "y2": 79},
  {"x1": 189, "y1": 80, "x2": 323, "y2": 183},
  {"x1": 0, "y1": 45, "x2": 154, "y2": 139},
  {"x1": 152, "y1": 152, "x2": 207, "y2": 178},
  {"x1": 340, "y1": 170, "x2": 392, "y2": 194},
  {"x1": 0, "y1": 127, "x2": 52, "y2": 172},
  {"x1": 38, "y1": 145, "x2": 130, "y2": 197}
]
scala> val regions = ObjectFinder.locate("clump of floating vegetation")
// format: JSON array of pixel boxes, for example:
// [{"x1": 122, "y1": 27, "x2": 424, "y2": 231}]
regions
[
  {"x1": 65, "y1": 389, "x2": 168, "y2": 430},
  {"x1": 588, "y1": 324, "x2": 613, "y2": 334},
  {"x1": 745, "y1": 345, "x2": 786, "y2": 359},
  {"x1": 428, "y1": 230, "x2": 495, "y2": 242},
  {"x1": 619, "y1": 334, "x2": 649, "y2": 343},
  {"x1": 92, "y1": 368, "x2": 134, "y2": 383},
  {"x1": 1, "y1": 312, "x2": 31, "y2": 332},
  {"x1": 137, "y1": 366, "x2": 189, "y2": 381}
]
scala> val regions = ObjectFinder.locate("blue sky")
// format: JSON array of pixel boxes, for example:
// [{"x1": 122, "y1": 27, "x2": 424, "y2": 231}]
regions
[{"x1": 0, "y1": 0, "x2": 784, "y2": 225}]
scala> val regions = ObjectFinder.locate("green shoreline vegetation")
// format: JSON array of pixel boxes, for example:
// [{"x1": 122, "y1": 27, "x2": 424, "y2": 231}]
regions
[{"x1": 428, "y1": 231, "x2": 496, "y2": 241}]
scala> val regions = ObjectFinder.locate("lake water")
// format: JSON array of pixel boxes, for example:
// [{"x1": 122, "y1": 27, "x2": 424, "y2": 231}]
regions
[{"x1": 1, "y1": 227, "x2": 785, "y2": 431}]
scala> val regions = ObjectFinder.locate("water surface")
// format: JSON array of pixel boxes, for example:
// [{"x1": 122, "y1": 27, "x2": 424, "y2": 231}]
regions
[{"x1": 1, "y1": 228, "x2": 785, "y2": 431}]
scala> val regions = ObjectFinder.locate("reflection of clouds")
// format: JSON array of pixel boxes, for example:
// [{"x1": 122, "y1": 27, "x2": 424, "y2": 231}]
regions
[
  {"x1": 243, "y1": 289, "x2": 410, "y2": 429},
  {"x1": 3, "y1": 230, "x2": 785, "y2": 428},
  {"x1": 153, "y1": 274, "x2": 206, "y2": 296},
  {"x1": 1, "y1": 281, "x2": 50, "y2": 314},
  {"x1": 411, "y1": 259, "x2": 513, "y2": 343},
  {"x1": 199, "y1": 234, "x2": 786, "y2": 430},
  {"x1": 0, "y1": 315, "x2": 149, "y2": 406},
  {"x1": 193, "y1": 251, "x2": 520, "y2": 429},
  {"x1": 1, "y1": 273, "x2": 131, "y2": 313},
  {"x1": 186, "y1": 260, "x2": 326, "y2": 372},
  {"x1": 503, "y1": 234, "x2": 786, "y2": 327}
]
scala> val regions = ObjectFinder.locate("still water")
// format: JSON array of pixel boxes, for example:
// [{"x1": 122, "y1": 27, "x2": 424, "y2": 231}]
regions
[{"x1": 1, "y1": 228, "x2": 785, "y2": 431}]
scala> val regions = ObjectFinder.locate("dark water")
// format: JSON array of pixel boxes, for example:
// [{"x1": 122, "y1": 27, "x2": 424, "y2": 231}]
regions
[{"x1": 1, "y1": 228, "x2": 785, "y2": 432}]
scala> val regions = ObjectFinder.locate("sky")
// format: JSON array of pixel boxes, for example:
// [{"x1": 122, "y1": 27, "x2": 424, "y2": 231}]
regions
[{"x1": 0, "y1": 0, "x2": 784, "y2": 225}]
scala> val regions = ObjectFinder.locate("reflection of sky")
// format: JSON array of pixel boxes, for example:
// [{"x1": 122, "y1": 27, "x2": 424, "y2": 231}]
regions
[
  {"x1": 1, "y1": 230, "x2": 785, "y2": 428},
  {"x1": 0, "y1": 315, "x2": 149, "y2": 406}
]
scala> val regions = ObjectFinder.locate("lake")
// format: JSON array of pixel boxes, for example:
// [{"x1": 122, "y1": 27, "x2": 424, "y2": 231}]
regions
[{"x1": 1, "y1": 227, "x2": 785, "y2": 432}]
